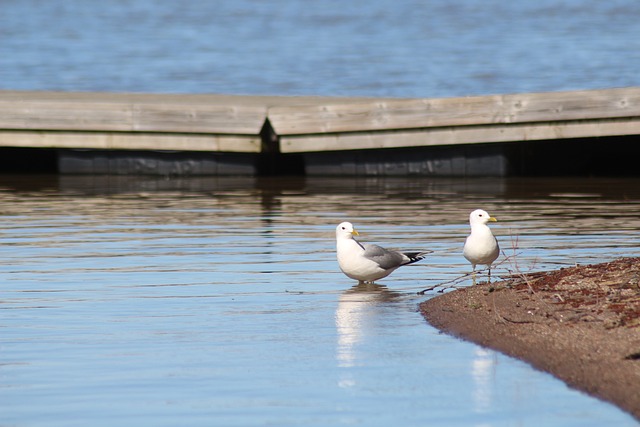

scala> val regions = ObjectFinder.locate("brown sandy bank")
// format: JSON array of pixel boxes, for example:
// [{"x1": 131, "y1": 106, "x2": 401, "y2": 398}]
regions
[{"x1": 420, "y1": 257, "x2": 640, "y2": 420}]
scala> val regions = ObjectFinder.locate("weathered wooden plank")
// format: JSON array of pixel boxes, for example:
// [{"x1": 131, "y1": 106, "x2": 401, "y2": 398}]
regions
[
  {"x1": 0, "y1": 90, "x2": 369, "y2": 106},
  {"x1": 0, "y1": 100, "x2": 133, "y2": 131},
  {"x1": 130, "y1": 102, "x2": 267, "y2": 134},
  {"x1": 0, "y1": 130, "x2": 261, "y2": 152},
  {"x1": 0, "y1": 100, "x2": 267, "y2": 135},
  {"x1": 0, "y1": 91, "x2": 375, "y2": 135},
  {"x1": 269, "y1": 87, "x2": 640, "y2": 135},
  {"x1": 2, "y1": 88, "x2": 640, "y2": 157},
  {"x1": 279, "y1": 117, "x2": 640, "y2": 153},
  {"x1": 0, "y1": 91, "x2": 273, "y2": 110}
]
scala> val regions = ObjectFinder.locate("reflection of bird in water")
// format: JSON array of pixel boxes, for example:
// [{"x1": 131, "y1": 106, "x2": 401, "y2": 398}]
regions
[
  {"x1": 335, "y1": 222, "x2": 430, "y2": 283},
  {"x1": 335, "y1": 282, "x2": 402, "y2": 370},
  {"x1": 463, "y1": 209, "x2": 499, "y2": 285},
  {"x1": 471, "y1": 347, "x2": 496, "y2": 414}
]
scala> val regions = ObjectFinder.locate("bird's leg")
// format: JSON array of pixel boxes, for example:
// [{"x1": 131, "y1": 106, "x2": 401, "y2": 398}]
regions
[
  {"x1": 488, "y1": 267, "x2": 491, "y2": 284},
  {"x1": 471, "y1": 267, "x2": 477, "y2": 286}
]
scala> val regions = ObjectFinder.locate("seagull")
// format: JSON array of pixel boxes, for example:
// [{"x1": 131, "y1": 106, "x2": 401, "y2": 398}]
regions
[
  {"x1": 335, "y1": 221, "x2": 430, "y2": 283},
  {"x1": 463, "y1": 209, "x2": 499, "y2": 285}
]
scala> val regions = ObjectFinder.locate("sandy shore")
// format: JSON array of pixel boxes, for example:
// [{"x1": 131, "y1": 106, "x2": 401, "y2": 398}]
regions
[{"x1": 420, "y1": 257, "x2": 640, "y2": 420}]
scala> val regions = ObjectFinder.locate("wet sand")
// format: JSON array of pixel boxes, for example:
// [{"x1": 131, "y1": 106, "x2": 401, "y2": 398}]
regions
[{"x1": 420, "y1": 257, "x2": 640, "y2": 420}]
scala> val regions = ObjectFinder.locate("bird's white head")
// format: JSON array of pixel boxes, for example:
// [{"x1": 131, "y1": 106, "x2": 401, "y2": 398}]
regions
[
  {"x1": 469, "y1": 209, "x2": 497, "y2": 226},
  {"x1": 336, "y1": 221, "x2": 359, "y2": 239}
]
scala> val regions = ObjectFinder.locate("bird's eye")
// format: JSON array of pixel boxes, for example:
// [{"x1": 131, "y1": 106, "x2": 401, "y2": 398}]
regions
[
  {"x1": 479, "y1": 214, "x2": 483, "y2": 217},
  {"x1": 341, "y1": 226, "x2": 346, "y2": 230}
]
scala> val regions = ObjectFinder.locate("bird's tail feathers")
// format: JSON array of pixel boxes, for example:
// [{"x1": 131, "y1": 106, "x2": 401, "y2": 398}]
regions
[{"x1": 402, "y1": 250, "x2": 432, "y2": 265}]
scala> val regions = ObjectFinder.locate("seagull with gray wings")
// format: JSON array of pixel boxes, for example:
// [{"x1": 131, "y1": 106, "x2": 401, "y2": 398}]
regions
[
  {"x1": 463, "y1": 209, "x2": 500, "y2": 284},
  {"x1": 335, "y1": 221, "x2": 430, "y2": 283}
]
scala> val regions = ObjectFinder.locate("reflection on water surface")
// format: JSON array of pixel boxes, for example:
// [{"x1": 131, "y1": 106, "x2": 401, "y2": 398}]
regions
[{"x1": 1, "y1": 175, "x2": 639, "y2": 426}]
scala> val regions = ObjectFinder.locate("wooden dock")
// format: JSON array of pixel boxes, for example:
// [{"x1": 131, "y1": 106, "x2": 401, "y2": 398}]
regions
[{"x1": 1, "y1": 87, "x2": 639, "y2": 176}]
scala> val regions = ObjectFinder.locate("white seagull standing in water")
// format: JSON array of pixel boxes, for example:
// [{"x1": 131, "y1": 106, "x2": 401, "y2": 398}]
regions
[
  {"x1": 463, "y1": 209, "x2": 500, "y2": 285},
  {"x1": 335, "y1": 221, "x2": 430, "y2": 283}
]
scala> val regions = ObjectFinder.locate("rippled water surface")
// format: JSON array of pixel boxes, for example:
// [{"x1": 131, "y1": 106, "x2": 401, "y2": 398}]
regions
[
  {"x1": 1, "y1": 0, "x2": 639, "y2": 97},
  {"x1": 2, "y1": 175, "x2": 639, "y2": 426}
]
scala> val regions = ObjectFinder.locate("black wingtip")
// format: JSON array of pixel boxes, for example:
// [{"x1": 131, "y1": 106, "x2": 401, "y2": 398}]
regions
[{"x1": 404, "y1": 250, "x2": 432, "y2": 264}]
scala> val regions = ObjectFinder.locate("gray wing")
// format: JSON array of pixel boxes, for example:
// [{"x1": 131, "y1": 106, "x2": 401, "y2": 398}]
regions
[{"x1": 361, "y1": 243, "x2": 406, "y2": 270}]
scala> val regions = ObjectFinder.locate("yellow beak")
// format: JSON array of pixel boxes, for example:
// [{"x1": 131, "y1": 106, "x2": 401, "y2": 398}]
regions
[
  {"x1": 489, "y1": 217, "x2": 497, "y2": 222},
  {"x1": 352, "y1": 229, "x2": 359, "y2": 236}
]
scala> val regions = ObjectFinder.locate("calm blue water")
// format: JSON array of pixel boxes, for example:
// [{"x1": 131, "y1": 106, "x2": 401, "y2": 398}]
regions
[
  {"x1": 2, "y1": 176, "x2": 639, "y2": 426},
  {"x1": 0, "y1": 0, "x2": 639, "y2": 97}
]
